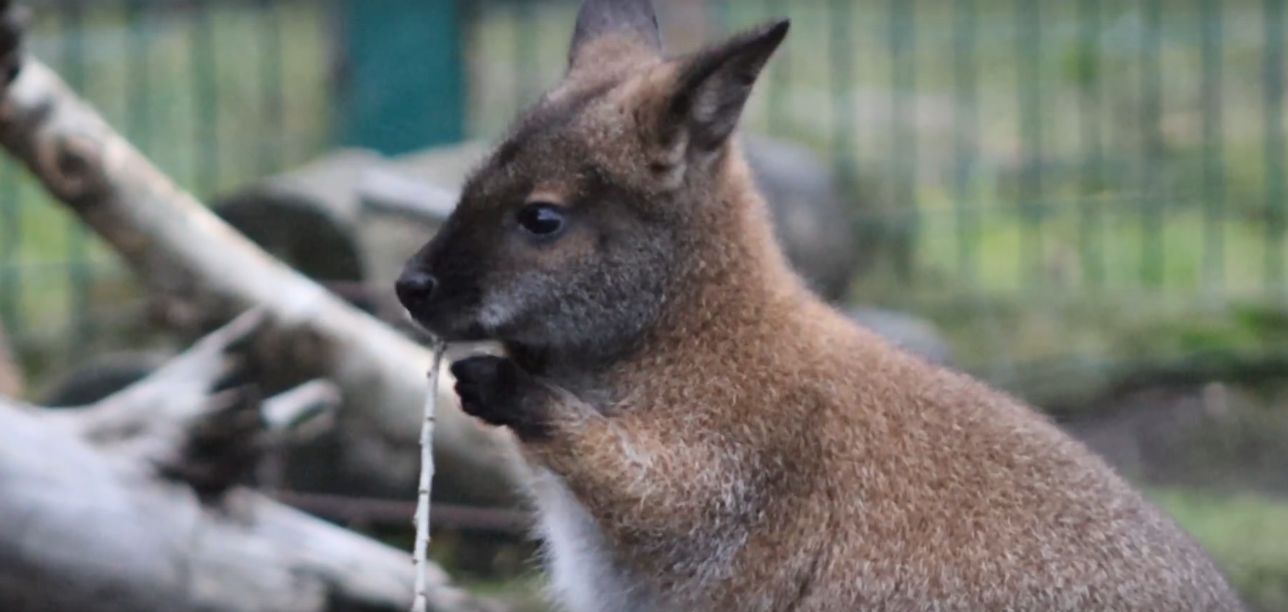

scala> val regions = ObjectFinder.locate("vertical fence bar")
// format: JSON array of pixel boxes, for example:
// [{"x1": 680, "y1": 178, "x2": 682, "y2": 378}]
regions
[
  {"x1": 0, "y1": 166, "x2": 19, "y2": 332},
  {"x1": 1264, "y1": 0, "x2": 1286, "y2": 294},
  {"x1": 341, "y1": 0, "x2": 465, "y2": 152},
  {"x1": 1140, "y1": 0, "x2": 1163, "y2": 285},
  {"x1": 1077, "y1": 0, "x2": 1104, "y2": 288},
  {"x1": 1016, "y1": 0, "x2": 1043, "y2": 287},
  {"x1": 707, "y1": 0, "x2": 731, "y2": 33},
  {"x1": 764, "y1": 0, "x2": 790, "y2": 137},
  {"x1": 258, "y1": 0, "x2": 285, "y2": 173},
  {"x1": 61, "y1": 0, "x2": 93, "y2": 350},
  {"x1": 890, "y1": 0, "x2": 916, "y2": 281},
  {"x1": 125, "y1": 0, "x2": 152, "y2": 153},
  {"x1": 828, "y1": 0, "x2": 857, "y2": 188},
  {"x1": 1199, "y1": 0, "x2": 1225, "y2": 294},
  {"x1": 191, "y1": 0, "x2": 219, "y2": 196},
  {"x1": 513, "y1": 0, "x2": 540, "y2": 106},
  {"x1": 954, "y1": 0, "x2": 979, "y2": 282}
]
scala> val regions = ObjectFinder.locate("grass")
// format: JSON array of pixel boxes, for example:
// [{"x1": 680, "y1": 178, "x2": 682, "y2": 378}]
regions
[
  {"x1": 461, "y1": 575, "x2": 551, "y2": 612},
  {"x1": 1153, "y1": 488, "x2": 1288, "y2": 612}
]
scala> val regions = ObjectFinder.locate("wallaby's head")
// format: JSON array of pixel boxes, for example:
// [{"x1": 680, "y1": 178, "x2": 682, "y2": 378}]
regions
[{"x1": 397, "y1": 0, "x2": 789, "y2": 358}]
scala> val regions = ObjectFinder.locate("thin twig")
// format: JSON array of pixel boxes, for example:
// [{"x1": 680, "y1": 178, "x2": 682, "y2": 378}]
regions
[{"x1": 412, "y1": 339, "x2": 446, "y2": 612}]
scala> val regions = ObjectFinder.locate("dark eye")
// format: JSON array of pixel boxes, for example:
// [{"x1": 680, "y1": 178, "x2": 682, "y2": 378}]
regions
[{"x1": 517, "y1": 202, "x2": 567, "y2": 237}]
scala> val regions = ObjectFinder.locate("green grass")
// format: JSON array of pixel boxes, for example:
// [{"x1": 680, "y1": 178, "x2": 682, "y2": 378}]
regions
[
  {"x1": 461, "y1": 575, "x2": 551, "y2": 612},
  {"x1": 1153, "y1": 488, "x2": 1288, "y2": 612}
]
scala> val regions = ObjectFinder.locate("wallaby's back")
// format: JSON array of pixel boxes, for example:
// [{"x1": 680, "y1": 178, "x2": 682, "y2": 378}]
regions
[{"x1": 763, "y1": 303, "x2": 1239, "y2": 610}]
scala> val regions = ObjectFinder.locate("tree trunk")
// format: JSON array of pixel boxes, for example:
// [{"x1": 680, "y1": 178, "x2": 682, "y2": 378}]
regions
[{"x1": 0, "y1": 58, "x2": 521, "y2": 499}]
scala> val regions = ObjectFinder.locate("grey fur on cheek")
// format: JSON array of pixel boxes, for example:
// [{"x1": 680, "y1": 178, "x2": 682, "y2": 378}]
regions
[{"x1": 479, "y1": 238, "x2": 674, "y2": 357}]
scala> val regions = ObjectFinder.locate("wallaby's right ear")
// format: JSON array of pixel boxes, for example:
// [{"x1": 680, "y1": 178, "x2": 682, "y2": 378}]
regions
[
  {"x1": 646, "y1": 20, "x2": 790, "y2": 176},
  {"x1": 568, "y1": 0, "x2": 662, "y2": 73}
]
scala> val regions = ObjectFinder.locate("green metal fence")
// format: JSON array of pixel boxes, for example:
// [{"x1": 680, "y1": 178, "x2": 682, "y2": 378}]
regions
[
  {"x1": 461, "y1": 0, "x2": 1288, "y2": 382},
  {"x1": 0, "y1": 0, "x2": 335, "y2": 379},
  {"x1": 2, "y1": 0, "x2": 1287, "y2": 381}
]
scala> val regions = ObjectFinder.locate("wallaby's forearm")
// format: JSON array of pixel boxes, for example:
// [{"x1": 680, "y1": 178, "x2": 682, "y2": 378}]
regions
[{"x1": 452, "y1": 356, "x2": 748, "y2": 569}]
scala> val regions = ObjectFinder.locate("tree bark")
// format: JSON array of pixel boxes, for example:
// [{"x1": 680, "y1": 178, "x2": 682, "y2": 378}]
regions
[
  {"x1": 0, "y1": 315, "x2": 505, "y2": 612},
  {"x1": 0, "y1": 58, "x2": 521, "y2": 498}
]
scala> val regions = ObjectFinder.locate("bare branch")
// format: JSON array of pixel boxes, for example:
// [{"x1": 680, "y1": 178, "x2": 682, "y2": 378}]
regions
[
  {"x1": 0, "y1": 344, "x2": 506, "y2": 612},
  {"x1": 413, "y1": 340, "x2": 446, "y2": 612},
  {"x1": 0, "y1": 58, "x2": 520, "y2": 497}
]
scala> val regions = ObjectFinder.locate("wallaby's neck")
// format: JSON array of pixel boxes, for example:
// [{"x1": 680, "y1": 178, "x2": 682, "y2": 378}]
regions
[{"x1": 659, "y1": 149, "x2": 802, "y2": 341}]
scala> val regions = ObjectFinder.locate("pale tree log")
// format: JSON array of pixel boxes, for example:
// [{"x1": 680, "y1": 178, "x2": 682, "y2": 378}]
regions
[
  {"x1": 0, "y1": 55, "x2": 521, "y2": 496},
  {"x1": 0, "y1": 314, "x2": 505, "y2": 612}
]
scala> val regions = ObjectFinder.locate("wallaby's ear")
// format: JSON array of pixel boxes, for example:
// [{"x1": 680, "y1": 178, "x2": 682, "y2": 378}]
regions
[
  {"x1": 659, "y1": 20, "x2": 790, "y2": 162},
  {"x1": 569, "y1": 0, "x2": 662, "y2": 71}
]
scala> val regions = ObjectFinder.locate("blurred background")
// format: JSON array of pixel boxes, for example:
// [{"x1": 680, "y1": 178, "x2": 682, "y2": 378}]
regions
[{"x1": 1, "y1": 0, "x2": 1287, "y2": 609}]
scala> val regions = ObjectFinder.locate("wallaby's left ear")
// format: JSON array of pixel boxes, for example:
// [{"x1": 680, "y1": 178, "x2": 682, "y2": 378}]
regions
[
  {"x1": 660, "y1": 20, "x2": 790, "y2": 159},
  {"x1": 569, "y1": 0, "x2": 662, "y2": 73}
]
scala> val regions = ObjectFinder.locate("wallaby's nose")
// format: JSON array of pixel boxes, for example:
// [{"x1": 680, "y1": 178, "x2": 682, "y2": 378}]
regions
[{"x1": 395, "y1": 269, "x2": 438, "y2": 309}]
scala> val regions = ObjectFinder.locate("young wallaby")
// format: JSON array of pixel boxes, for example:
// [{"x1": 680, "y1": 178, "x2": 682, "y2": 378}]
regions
[{"x1": 395, "y1": 1, "x2": 1244, "y2": 610}]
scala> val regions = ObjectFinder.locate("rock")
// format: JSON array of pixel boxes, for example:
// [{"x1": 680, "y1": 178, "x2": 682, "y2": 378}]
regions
[
  {"x1": 214, "y1": 187, "x2": 366, "y2": 285},
  {"x1": 848, "y1": 308, "x2": 955, "y2": 367}
]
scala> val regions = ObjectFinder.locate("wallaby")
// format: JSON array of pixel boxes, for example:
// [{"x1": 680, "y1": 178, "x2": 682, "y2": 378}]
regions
[{"x1": 395, "y1": 1, "x2": 1244, "y2": 610}]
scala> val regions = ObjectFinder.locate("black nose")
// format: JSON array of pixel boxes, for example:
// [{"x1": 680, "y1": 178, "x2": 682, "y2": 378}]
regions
[{"x1": 395, "y1": 269, "x2": 438, "y2": 308}]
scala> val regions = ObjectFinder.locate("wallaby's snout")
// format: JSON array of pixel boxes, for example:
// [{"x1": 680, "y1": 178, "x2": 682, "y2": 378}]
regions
[
  {"x1": 396, "y1": 225, "x2": 489, "y2": 342},
  {"x1": 394, "y1": 267, "x2": 436, "y2": 313}
]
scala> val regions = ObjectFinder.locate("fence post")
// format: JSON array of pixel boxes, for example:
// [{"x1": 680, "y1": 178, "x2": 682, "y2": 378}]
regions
[{"x1": 337, "y1": 0, "x2": 465, "y2": 155}]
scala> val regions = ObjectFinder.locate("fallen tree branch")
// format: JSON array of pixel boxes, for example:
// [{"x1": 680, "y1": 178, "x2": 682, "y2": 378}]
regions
[
  {"x1": 0, "y1": 56, "x2": 520, "y2": 497},
  {"x1": 0, "y1": 316, "x2": 504, "y2": 612}
]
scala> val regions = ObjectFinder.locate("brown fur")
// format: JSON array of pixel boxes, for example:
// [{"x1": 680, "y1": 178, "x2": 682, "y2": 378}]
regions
[{"x1": 398, "y1": 1, "x2": 1244, "y2": 609}]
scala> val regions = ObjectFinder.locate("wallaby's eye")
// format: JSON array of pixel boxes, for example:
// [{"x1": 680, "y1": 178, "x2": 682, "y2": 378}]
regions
[{"x1": 517, "y1": 202, "x2": 567, "y2": 237}]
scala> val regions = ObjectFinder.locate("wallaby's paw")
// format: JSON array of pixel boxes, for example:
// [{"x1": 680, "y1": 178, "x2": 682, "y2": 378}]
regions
[{"x1": 450, "y1": 355, "x2": 551, "y2": 440}]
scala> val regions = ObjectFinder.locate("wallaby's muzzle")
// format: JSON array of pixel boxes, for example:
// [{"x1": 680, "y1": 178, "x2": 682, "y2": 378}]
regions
[
  {"x1": 394, "y1": 268, "x2": 437, "y2": 309},
  {"x1": 396, "y1": 235, "x2": 488, "y2": 342}
]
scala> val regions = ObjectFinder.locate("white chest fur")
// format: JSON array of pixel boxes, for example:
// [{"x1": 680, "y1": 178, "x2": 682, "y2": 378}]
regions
[{"x1": 530, "y1": 469, "x2": 657, "y2": 612}]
